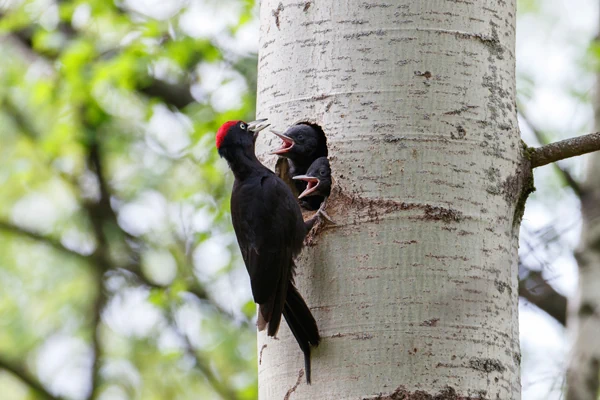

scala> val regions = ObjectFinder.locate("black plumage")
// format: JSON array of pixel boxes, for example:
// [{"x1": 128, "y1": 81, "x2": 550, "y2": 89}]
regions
[
  {"x1": 271, "y1": 124, "x2": 327, "y2": 210},
  {"x1": 216, "y1": 119, "x2": 321, "y2": 383},
  {"x1": 293, "y1": 157, "x2": 331, "y2": 200}
]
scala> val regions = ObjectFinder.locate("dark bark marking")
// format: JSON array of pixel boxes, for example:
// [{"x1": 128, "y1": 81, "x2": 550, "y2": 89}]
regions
[
  {"x1": 494, "y1": 279, "x2": 511, "y2": 295},
  {"x1": 259, "y1": 344, "x2": 267, "y2": 365},
  {"x1": 283, "y1": 369, "x2": 304, "y2": 400},
  {"x1": 468, "y1": 357, "x2": 506, "y2": 373},
  {"x1": 444, "y1": 105, "x2": 478, "y2": 116},
  {"x1": 414, "y1": 70, "x2": 432, "y2": 79},
  {"x1": 450, "y1": 125, "x2": 467, "y2": 140},
  {"x1": 494, "y1": 147, "x2": 535, "y2": 227},
  {"x1": 328, "y1": 188, "x2": 463, "y2": 224},
  {"x1": 420, "y1": 318, "x2": 440, "y2": 327},
  {"x1": 579, "y1": 302, "x2": 596, "y2": 317},
  {"x1": 272, "y1": 3, "x2": 284, "y2": 30},
  {"x1": 423, "y1": 205, "x2": 462, "y2": 223},
  {"x1": 364, "y1": 385, "x2": 487, "y2": 399}
]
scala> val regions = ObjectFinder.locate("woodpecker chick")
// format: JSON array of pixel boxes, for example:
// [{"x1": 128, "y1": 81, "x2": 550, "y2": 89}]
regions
[
  {"x1": 216, "y1": 119, "x2": 322, "y2": 384},
  {"x1": 270, "y1": 124, "x2": 327, "y2": 210},
  {"x1": 293, "y1": 157, "x2": 331, "y2": 199}
]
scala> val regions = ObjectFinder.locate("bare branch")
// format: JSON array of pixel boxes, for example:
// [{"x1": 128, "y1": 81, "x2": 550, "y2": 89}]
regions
[
  {"x1": 0, "y1": 220, "x2": 244, "y2": 327},
  {"x1": 3, "y1": 32, "x2": 195, "y2": 110},
  {"x1": 518, "y1": 111, "x2": 582, "y2": 195},
  {"x1": 0, "y1": 355, "x2": 61, "y2": 400},
  {"x1": 529, "y1": 132, "x2": 600, "y2": 168},
  {"x1": 0, "y1": 221, "x2": 92, "y2": 261},
  {"x1": 140, "y1": 79, "x2": 196, "y2": 109},
  {"x1": 519, "y1": 269, "x2": 567, "y2": 326}
]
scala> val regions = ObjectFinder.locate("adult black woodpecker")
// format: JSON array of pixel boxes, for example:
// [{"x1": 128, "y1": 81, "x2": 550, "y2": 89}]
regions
[
  {"x1": 270, "y1": 124, "x2": 327, "y2": 210},
  {"x1": 216, "y1": 119, "x2": 322, "y2": 383},
  {"x1": 292, "y1": 157, "x2": 332, "y2": 200}
]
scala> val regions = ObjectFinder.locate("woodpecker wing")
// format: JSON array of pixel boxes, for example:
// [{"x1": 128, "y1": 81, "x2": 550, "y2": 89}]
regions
[{"x1": 231, "y1": 171, "x2": 305, "y2": 334}]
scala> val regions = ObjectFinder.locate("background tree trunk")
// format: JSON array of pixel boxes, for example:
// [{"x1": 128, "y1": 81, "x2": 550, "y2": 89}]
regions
[
  {"x1": 566, "y1": 8, "x2": 600, "y2": 398},
  {"x1": 255, "y1": 1, "x2": 524, "y2": 399}
]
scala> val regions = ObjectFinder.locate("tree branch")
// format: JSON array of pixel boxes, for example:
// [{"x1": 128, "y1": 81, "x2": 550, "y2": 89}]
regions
[
  {"x1": 0, "y1": 221, "x2": 92, "y2": 261},
  {"x1": 87, "y1": 270, "x2": 107, "y2": 400},
  {"x1": 0, "y1": 355, "x2": 61, "y2": 400},
  {"x1": 519, "y1": 269, "x2": 567, "y2": 326},
  {"x1": 0, "y1": 219, "x2": 240, "y2": 325},
  {"x1": 529, "y1": 132, "x2": 600, "y2": 168},
  {"x1": 139, "y1": 79, "x2": 195, "y2": 109},
  {"x1": 3, "y1": 32, "x2": 195, "y2": 110},
  {"x1": 518, "y1": 111, "x2": 583, "y2": 196}
]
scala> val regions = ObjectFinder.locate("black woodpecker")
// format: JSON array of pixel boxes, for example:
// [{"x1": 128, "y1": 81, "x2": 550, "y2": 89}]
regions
[{"x1": 216, "y1": 119, "x2": 324, "y2": 383}]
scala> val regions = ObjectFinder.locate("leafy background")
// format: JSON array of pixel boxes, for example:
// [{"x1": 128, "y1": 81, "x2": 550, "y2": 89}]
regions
[{"x1": 0, "y1": 0, "x2": 595, "y2": 399}]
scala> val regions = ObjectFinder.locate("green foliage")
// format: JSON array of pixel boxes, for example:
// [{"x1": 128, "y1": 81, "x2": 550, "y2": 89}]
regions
[{"x1": 0, "y1": 0, "x2": 259, "y2": 398}]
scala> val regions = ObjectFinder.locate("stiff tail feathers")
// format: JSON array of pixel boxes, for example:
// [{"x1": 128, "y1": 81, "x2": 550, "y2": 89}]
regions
[{"x1": 282, "y1": 283, "x2": 320, "y2": 384}]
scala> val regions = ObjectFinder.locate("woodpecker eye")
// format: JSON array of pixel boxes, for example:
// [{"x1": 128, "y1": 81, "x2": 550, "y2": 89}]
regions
[
  {"x1": 320, "y1": 169, "x2": 327, "y2": 176},
  {"x1": 240, "y1": 122, "x2": 246, "y2": 130},
  {"x1": 297, "y1": 134, "x2": 304, "y2": 141}
]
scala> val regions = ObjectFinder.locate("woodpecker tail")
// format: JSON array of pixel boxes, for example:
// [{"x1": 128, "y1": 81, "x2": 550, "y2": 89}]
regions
[
  {"x1": 258, "y1": 277, "x2": 289, "y2": 337},
  {"x1": 282, "y1": 283, "x2": 320, "y2": 384}
]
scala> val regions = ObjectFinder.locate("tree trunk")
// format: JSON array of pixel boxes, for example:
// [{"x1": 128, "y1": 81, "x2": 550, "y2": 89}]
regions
[
  {"x1": 255, "y1": 1, "x2": 524, "y2": 399},
  {"x1": 566, "y1": 10, "x2": 600, "y2": 398}
]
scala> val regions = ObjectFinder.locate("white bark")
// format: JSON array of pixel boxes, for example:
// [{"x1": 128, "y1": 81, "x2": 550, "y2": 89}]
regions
[
  {"x1": 566, "y1": 18, "x2": 600, "y2": 398},
  {"x1": 255, "y1": 1, "x2": 523, "y2": 399}
]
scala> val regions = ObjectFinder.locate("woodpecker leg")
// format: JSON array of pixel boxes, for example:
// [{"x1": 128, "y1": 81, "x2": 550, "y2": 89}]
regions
[
  {"x1": 316, "y1": 197, "x2": 335, "y2": 224},
  {"x1": 304, "y1": 197, "x2": 335, "y2": 231}
]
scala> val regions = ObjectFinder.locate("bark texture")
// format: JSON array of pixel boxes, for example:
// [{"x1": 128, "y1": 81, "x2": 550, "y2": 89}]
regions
[
  {"x1": 566, "y1": 27, "x2": 600, "y2": 399},
  {"x1": 255, "y1": 1, "x2": 523, "y2": 399}
]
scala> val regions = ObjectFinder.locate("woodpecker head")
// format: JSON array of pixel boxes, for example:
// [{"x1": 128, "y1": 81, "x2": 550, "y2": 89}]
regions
[
  {"x1": 270, "y1": 124, "x2": 325, "y2": 163},
  {"x1": 216, "y1": 119, "x2": 270, "y2": 158},
  {"x1": 293, "y1": 157, "x2": 331, "y2": 199}
]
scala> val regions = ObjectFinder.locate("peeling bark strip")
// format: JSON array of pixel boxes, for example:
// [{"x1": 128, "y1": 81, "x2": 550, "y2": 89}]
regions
[
  {"x1": 529, "y1": 132, "x2": 600, "y2": 168},
  {"x1": 256, "y1": 0, "x2": 521, "y2": 398}
]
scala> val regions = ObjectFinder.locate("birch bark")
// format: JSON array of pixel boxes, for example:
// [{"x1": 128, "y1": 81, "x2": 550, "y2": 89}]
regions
[{"x1": 255, "y1": 1, "x2": 524, "y2": 398}]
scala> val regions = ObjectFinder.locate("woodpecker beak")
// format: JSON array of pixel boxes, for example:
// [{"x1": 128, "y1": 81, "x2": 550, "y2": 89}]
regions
[
  {"x1": 270, "y1": 129, "x2": 295, "y2": 155},
  {"x1": 247, "y1": 119, "x2": 270, "y2": 139},
  {"x1": 293, "y1": 175, "x2": 320, "y2": 198}
]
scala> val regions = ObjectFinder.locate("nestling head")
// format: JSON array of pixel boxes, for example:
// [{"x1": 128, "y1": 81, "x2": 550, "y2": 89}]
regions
[
  {"x1": 270, "y1": 124, "x2": 325, "y2": 162},
  {"x1": 293, "y1": 156, "x2": 331, "y2": 199}
]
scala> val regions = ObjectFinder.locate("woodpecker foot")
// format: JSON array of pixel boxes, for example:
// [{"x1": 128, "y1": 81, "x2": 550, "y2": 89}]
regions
[{"x1": 316, "y1": 198, "x2": 335, "y2": 225}]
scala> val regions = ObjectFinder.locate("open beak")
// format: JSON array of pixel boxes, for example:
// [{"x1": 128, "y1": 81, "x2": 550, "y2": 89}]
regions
[
  {"x1": 293, "y1": 175, "x2": 320, "y2": 198},
  {"x1": 247, "y1": 118, "x2": 270, "y2": 139},
  {"x1": 270, "y1": 129, "x2": 295, "y2": 155}
]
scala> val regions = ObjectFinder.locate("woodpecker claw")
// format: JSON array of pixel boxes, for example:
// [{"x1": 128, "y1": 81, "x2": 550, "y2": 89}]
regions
[{"x1": 316, "y1": 198, "x2": 335, "y2": 225}]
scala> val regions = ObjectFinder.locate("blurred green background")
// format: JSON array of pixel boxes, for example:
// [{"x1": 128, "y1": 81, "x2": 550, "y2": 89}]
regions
[
  {"x1": 0, "y1": 0, "x2": 597, "y2": 399},
  {"x1": 0, "y1": 0, "x2": 258, "y2": 399}
]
